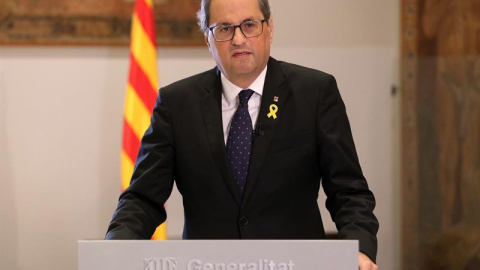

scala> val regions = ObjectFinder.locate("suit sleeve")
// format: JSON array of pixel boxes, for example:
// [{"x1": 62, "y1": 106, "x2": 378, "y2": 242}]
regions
[
  {"x1": 105, "y1": 88, "x2": 175, "y2": 239},
  {"x1": 316, "y1": 75, "x2": 379, "y2": 261}
]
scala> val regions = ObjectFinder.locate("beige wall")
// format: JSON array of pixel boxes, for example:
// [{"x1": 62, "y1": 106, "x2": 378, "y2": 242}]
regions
[{"x1": 0, "y1": 0, "x2": 399, "y2": 269}]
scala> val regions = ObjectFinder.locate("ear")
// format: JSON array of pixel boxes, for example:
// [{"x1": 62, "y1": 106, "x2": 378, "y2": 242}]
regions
[
  {"x1": 204, "y1": 32, "x2": 211, "y2": 51},
  {"x1": 267, "y1": 17, "x2": 274, "y2": 43}
]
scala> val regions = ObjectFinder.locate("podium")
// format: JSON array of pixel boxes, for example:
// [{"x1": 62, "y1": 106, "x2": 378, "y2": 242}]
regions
[{"x1": 78, "y1": 240, "x2": 358, "y2": 270}]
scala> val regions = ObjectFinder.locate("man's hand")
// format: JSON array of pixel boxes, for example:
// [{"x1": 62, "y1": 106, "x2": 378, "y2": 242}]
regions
[{"x1": 358, "y1": 252, "x2": 378, "y2": 270}]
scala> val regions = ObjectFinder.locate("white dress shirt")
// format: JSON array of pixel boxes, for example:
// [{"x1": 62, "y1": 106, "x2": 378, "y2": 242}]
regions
[{"x1": 221, "y1": 66, "x2": 267, "y2": 144}]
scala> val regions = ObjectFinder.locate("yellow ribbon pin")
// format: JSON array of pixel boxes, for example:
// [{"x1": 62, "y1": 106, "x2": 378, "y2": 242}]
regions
[{"x1": 267, "y1": 104, "x2": 278, "y2": 119}]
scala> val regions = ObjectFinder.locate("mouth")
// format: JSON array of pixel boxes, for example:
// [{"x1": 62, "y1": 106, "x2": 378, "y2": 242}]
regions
[{"x1": 232, "y1": 51, "x2": 252, "y2": 57}]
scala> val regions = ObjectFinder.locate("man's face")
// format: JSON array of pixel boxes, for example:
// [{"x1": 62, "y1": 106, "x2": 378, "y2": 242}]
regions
[{"x1": 206, "y1": 0, "x2": 273, "y2": 85}]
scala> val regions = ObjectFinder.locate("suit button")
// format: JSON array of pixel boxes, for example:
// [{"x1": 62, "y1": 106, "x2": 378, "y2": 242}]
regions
[{"x1": 240, "y1": 216, "x2": 249, "y2": 227}]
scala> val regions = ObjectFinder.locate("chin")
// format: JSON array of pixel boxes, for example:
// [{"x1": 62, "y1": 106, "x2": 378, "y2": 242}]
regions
[
  {"x1": 231, "y1": 64, "x2": 257, "y2": 74},
  {"x1": 232, "y1": 69, "x2": 256, "y2": 77}
]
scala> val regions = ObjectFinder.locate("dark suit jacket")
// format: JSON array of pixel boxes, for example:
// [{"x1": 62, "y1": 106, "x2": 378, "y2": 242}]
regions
[{"x1": 106, "y1": 57, "x2": 379, "y2": 261}]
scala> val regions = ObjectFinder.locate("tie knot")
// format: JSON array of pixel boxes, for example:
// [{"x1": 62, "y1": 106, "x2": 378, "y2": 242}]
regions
[{"x1": 238, "y1": 89, "x2": 254, "y2": 105}]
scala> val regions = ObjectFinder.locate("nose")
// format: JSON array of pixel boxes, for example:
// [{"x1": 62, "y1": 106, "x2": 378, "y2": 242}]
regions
[{"x1": 231, "y1": 26, "x2": 247, "y2": 46}]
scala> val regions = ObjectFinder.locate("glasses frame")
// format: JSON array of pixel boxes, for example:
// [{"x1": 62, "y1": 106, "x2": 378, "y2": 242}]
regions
[{"x1": 208, "y1": 19, "x2": 267, "y2": 42}]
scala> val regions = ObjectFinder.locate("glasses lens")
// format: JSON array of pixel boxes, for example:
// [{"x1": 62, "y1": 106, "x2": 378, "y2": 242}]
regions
[
  {"x1": 241, "y1": 21, "x2": 263, "y2": 37},
  {"x1": 214, "y1": 25, "x2": 234, "y2": 41},
  {"x1": 211, "y1": 20, "x2": 264, "y2": 41}
]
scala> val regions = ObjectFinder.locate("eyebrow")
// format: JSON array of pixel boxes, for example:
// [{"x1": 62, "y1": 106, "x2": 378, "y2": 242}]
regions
[{"x1": 213, "y1": 18, "x2": 258, "y2": 27}]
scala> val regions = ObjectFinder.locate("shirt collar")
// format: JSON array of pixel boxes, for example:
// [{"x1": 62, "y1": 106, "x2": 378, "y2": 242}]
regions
[{"x1": 221, "y1": 65, "x2": 267, "y2": 107}]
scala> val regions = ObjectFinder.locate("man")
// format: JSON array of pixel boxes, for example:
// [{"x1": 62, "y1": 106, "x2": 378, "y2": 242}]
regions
[{"x1": 106, "y1": 0, "x2": 379, "y2": 269}]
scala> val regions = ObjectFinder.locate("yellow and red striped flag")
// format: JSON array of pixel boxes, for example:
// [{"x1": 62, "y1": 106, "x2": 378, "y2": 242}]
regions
[{"x1": 121, "y1": 0, "x2": 166, "y2": 240}]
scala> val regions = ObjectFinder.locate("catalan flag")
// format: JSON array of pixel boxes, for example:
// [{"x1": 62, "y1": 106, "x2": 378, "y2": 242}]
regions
[{"x1": 121, "y1": 0, "x2": 166, "y2": 240}]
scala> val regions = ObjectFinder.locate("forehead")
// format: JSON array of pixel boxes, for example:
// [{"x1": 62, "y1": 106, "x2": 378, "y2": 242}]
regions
[{"x1": 209, "y1": 0, "x2": 263, "y2": 24}]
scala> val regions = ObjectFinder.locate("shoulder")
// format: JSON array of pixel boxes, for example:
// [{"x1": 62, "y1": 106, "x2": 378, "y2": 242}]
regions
[
  {"x1": 277, "y1": 59, "x2": 333, "y2": 81},
  {"x1": 270, "y1": 58, "x2": 337, "y2": 91}
]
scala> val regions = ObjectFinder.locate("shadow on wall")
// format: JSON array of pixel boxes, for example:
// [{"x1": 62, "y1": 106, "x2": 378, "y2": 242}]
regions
[{"x1": 0, "y1": 67, "x2": 19, "y2": 269}]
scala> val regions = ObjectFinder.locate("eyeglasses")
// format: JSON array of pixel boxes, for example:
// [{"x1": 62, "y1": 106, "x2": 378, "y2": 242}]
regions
[{"x1": 208, "y1": 19, "x2": 267, "y2": 42}]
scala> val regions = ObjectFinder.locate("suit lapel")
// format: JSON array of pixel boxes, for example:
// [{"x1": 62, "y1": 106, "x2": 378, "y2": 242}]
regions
[
  {"x1": 243, "y1": 58, "x2": 289, "y2": 204},
  {"x1": 200, "y1": 68, "x2": 242, "y2": 205}
]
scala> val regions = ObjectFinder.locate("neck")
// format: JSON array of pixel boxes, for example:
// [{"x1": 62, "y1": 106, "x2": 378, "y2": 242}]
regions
[
  {"x1": 220, "y1": 61, "x2": 269, "y2": 89},
  {"x1": 228, "y1": 76, "x2": 256, "y2": 89},
  {"x1": 224, "y1": 68, "x2": 266, "y2": 89}
]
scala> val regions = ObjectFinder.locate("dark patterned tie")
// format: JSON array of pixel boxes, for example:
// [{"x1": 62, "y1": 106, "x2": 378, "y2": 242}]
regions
[{"x1": 226, "y1": 89, "x2": 255, "y2": 196}]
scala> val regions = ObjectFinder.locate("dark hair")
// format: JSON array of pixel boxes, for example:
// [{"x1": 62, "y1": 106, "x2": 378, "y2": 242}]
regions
[{"x1": 197, "y1": 0, "x2": 271, "y2": 32}]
